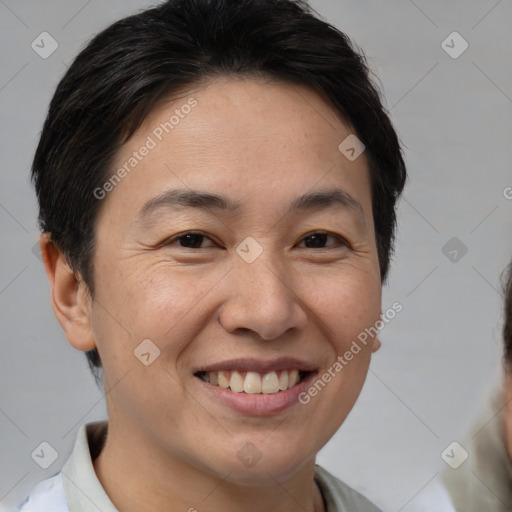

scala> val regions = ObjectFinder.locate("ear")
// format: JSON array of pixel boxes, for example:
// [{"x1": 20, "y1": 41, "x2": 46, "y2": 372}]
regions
[
  {"x1": 371, "y1": 311, "x2": 383, "y2": 353},
  {"x1": 39, "y1": 233, "x2": 97, "y2": 352}
]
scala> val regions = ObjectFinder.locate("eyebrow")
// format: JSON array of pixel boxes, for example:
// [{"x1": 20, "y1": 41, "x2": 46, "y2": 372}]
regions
[
  {"x1": 134, "y1": 189, "x2": 241, "y2": 225},
  {"x1": 288, "y1": 189, "x2": 365, "y2": 225},
  {"x1": 134, "y1": 187, "x2": 366, "y2": 227}
]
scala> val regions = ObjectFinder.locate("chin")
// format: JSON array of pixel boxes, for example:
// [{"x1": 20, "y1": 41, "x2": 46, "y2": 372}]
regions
[{"x1": 204, "y1": 440, "x2": 316, "y2": 486}]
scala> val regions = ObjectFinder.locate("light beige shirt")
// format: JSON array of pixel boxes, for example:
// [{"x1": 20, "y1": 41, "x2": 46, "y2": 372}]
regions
[
  {"x1": 442, "y1": 388, "x2": 512, "y2": 511},
  {"x1": 17, "y1": 421, "x2": 383, "y2": 512}
]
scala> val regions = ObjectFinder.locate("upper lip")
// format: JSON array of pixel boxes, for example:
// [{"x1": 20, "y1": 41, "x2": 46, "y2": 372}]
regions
[{"x1": 193, "y1": 357, "x2": 318, "y2": 375}]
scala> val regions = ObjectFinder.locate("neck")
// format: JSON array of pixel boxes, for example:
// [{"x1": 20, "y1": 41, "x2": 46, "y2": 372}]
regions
[{"x1": 92, "y1": 419, "x2": 325, "y2": 512}]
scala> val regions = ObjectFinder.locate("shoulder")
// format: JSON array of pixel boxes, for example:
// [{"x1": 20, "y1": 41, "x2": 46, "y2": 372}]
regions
[
  {"x1": 14, "y1": 473, "x2": 68, "y2": 512},
  {"x1": 442, "y1": 386, "x2": 512, "y2": 510},
  {"x1": 314, "y1": 465, "x2": 383, "y2": 512}
]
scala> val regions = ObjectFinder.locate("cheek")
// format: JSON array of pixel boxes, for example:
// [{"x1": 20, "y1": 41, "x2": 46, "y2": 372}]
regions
[
  {"x1": 306, "y1": 269, "x2": 381, "y2": 347},
  {"x1": 92, "y1": 263, "x2": 225, "y2": 373},
  {"x1": 300, "y1": 275, "x2": 380, "y2": 438},
  {"x1": 99, "y1": 261, "x2": 205, "y2": 333}
]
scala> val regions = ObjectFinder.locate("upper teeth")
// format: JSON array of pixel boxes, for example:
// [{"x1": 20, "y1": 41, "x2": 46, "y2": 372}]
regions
[{"x1": 200, "y1": 369, "x2": 301, "y2": 394}]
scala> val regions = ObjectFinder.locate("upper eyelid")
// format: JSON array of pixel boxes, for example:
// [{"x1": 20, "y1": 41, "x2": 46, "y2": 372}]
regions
[
  {"x1": 155, "y1": 232, "x2": 205, "y2": 249},
  {"x1": 298, "y1": 231, "x2": 350, "y2": 247},
  {"x1": 165, "y1": 230, "x2": 349, "y2": 248},
  {"x1": 166, "y1": 231, "x2": 217, "y2": 247}
]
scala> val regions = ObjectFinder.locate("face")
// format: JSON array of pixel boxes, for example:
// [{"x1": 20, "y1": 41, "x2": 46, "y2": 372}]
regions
[
  {"x1": 504, "y1": 372, "x2": 512, "y2": 461},
  {"x1": 62, "y1": 77, "x2": 382, "y2": 483}
]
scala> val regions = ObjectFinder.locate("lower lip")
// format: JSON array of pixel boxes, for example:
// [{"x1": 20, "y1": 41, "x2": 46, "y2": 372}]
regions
[{"x1": 194, "y1": 372, "x2": 317, "y2": 416}]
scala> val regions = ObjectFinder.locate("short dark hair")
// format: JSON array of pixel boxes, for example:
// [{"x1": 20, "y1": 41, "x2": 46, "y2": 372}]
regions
[
  {"x1": 32, "y1": 0, "x2": 407, "y2": 378},
  {"x1": 503, "y1": 261, "x2": 512, "y2": 368}
]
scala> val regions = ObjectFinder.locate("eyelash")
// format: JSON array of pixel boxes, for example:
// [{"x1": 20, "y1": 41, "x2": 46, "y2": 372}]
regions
[{"x1": 163, "y1": 231, "x2": 349, "y2": 250}]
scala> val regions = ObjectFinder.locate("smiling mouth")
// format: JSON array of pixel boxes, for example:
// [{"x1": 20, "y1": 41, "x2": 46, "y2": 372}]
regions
[{"x1": 194, "y1": 369, "x2": 311, "y2": 394}]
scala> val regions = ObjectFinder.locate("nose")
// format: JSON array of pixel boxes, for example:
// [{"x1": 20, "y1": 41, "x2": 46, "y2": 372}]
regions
[{"x1": 219, "y1": 256, "x2": 308, "y2": 340}]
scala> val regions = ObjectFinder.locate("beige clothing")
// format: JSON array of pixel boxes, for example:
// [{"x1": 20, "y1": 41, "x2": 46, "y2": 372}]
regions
[
  {"x1": 442, "y1": 388, "x2": 512, "y2": 511},
  {"x1": 17, "y1": 421, "x2": 383, "y2": 512}
]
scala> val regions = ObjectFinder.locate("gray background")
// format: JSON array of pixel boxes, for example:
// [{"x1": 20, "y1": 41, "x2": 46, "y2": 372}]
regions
[{"x1": 1, "y1": 1, "x2": 511, "y2": 511}]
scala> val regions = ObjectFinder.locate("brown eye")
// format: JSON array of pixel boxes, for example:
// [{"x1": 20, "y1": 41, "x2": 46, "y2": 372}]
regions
[
  {"x1": 300, "y1": 232, "x2": 346, "y2": 249},
  {"x1": 303, "y1": 232, "x2": 328, "y2": 248},
  {"x1": 164, "y1": 232, "x2": 216, "y2": 249},
  {"x1": 177, "y1": 233, "x2": 205, "y2": 248}
]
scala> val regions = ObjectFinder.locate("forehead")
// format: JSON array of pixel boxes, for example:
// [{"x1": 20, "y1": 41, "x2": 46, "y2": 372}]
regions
[{"x1": 99, "y1": 77, "x2": 373, "y2": 227}]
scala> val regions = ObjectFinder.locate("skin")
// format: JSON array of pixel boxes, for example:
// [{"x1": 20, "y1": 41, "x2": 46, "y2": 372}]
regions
[
  {"x1": 503, "y1": 373, "x2": 512, "y2": 460},
  {"x1": 41, "y1": 76, "x2": 382, "y2": 512}
]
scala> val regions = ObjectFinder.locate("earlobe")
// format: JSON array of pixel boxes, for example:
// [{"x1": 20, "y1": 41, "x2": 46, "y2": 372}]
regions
[
  {"x1": 39, "y1": 233, "x2": 97, "y2": 352},
  {"x1": 371, "y1": 311, "x2": 383, "y2": 353}
]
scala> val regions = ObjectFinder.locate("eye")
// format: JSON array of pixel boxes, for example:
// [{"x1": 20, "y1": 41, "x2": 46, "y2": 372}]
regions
[
  {"x1": 164, "y1": 231, "x2": 217, "y2": 249},
  {"x1": 298, "y1": 231, "x2": 348, "y2": 249}
]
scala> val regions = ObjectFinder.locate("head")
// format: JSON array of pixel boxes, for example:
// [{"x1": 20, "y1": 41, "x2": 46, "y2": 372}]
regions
[
  {"x1": 502, "y1": 261, "x2": 512, "y2": 459},
  {"x1": 504, "y1": 262, "x2": 512, "y2": 372},
  {"x1": 34, "y1": 0, "x2": 406, "y2": 484}
]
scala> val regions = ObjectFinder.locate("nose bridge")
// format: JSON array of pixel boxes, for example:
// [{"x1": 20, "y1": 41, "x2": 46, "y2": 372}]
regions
[
  {"x1": 241, "y1": 254, "x2": 287, "y2": 304},
  {"x1": 219, "y1": 246, "x2": 307, "y2": 340}
]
